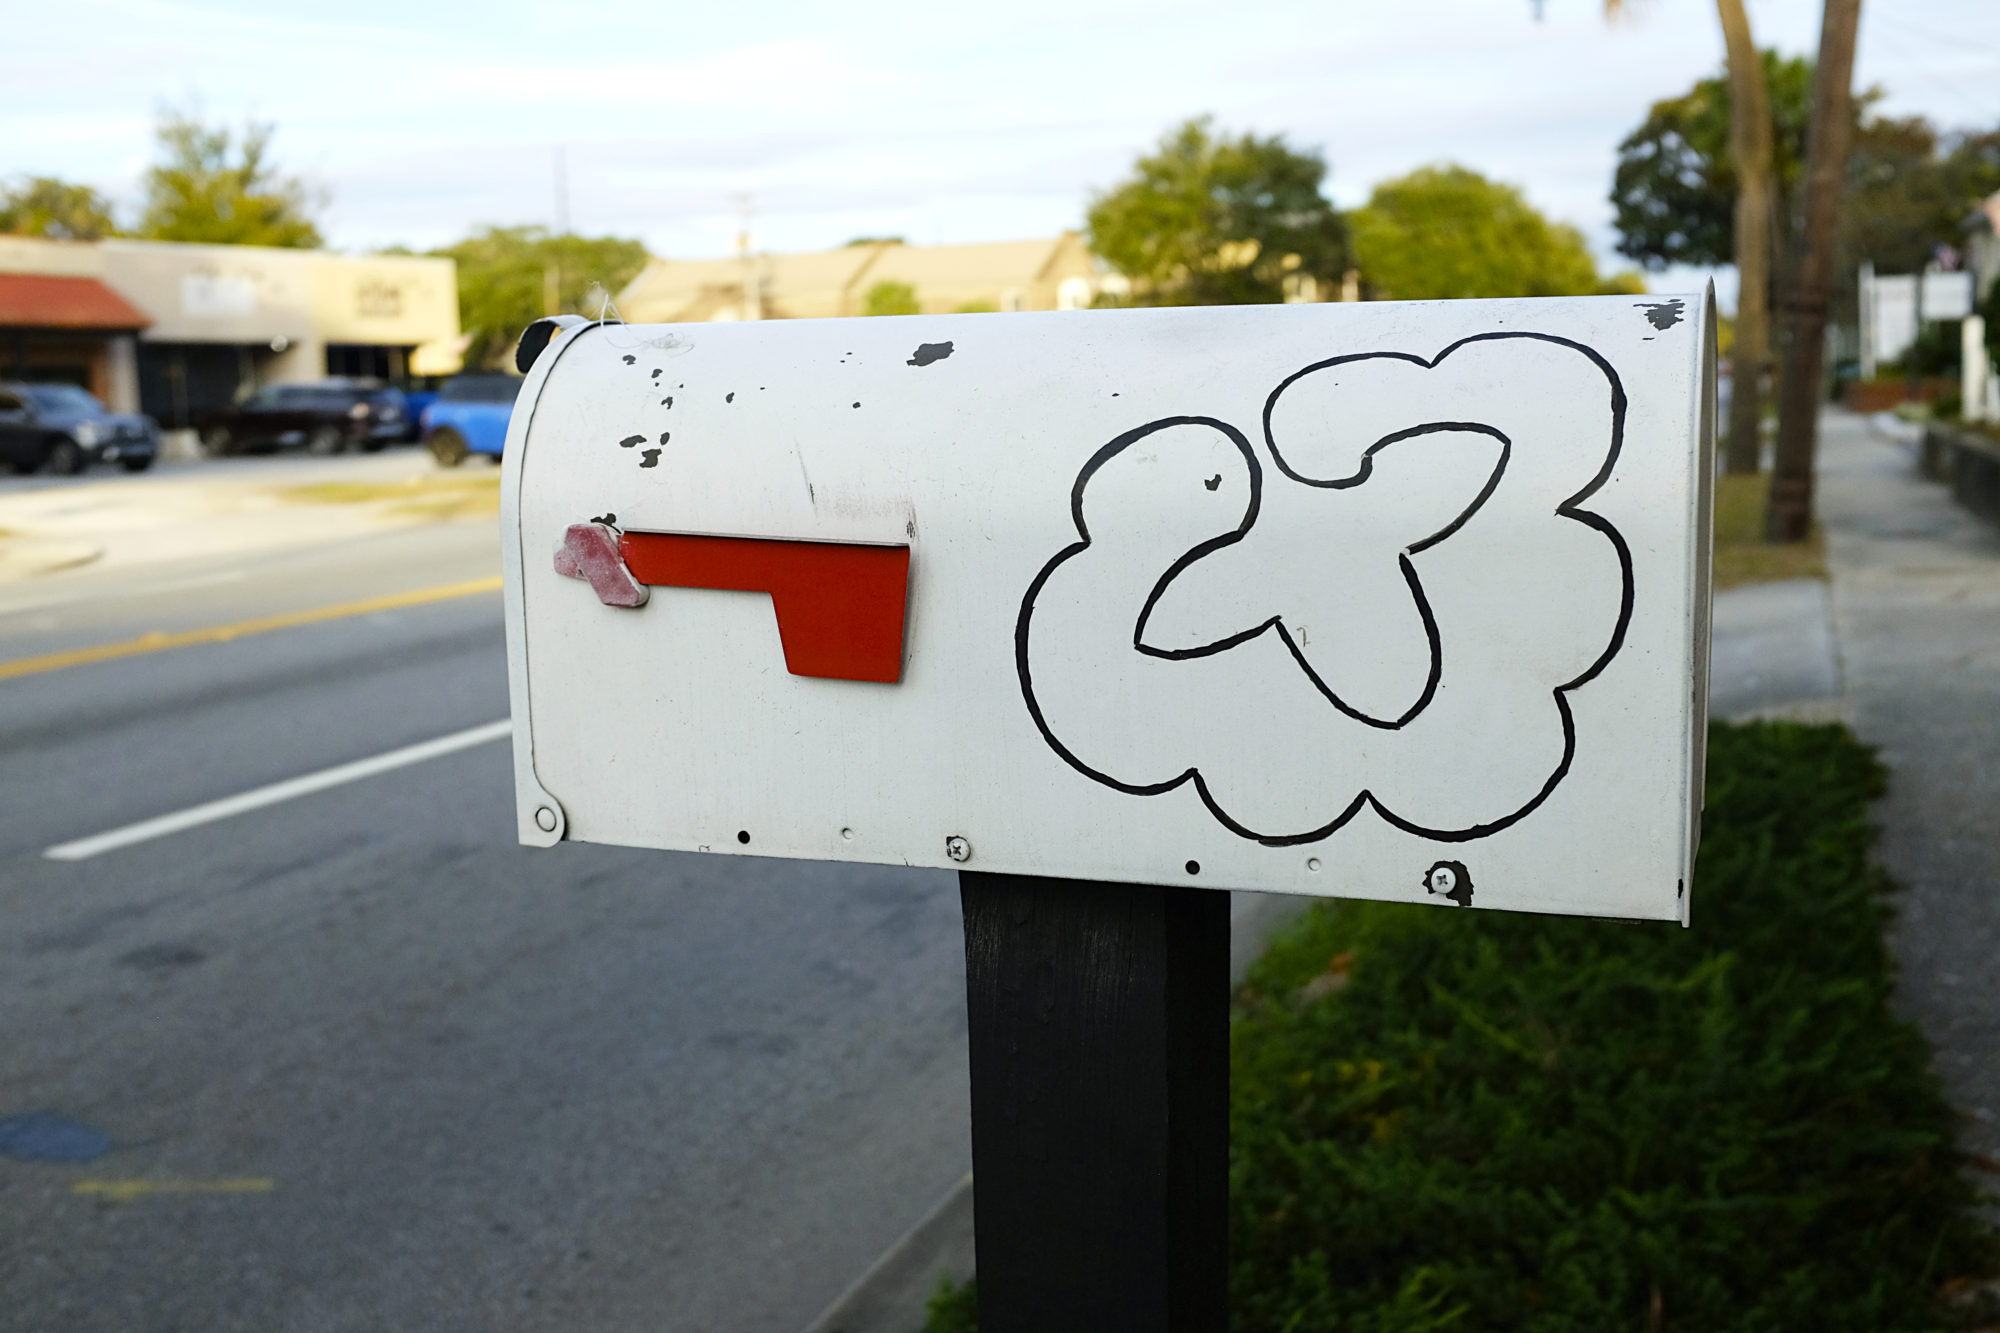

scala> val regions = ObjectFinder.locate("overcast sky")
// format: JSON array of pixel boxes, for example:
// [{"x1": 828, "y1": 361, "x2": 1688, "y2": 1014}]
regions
[{"x1": 6, "y1": 0, "x2": 1996, "y2": 295}]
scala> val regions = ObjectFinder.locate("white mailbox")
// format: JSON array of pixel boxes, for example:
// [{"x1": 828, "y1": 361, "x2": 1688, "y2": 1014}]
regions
[{"x1": 502, "y1": 293, "x2": 1715, "y2": 922}]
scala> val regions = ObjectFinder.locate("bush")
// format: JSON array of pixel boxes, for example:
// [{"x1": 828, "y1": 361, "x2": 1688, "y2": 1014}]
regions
[
  {"x1": 1230, "y1": 722, "x2": 1998, "y2": 1331},
  {"x1": 864, "y1": 280, "x2": 921, "y2": 316},
  {"x1": 921, "y1": 722, "x2": 2000, "y2": 1331}
]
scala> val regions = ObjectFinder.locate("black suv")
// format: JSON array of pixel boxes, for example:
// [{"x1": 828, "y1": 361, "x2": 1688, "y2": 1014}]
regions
[
  {"x1": 196, "y1": 379, "x2": 408, "y2": 457},
  {"x1": 0, "y1": 382, "x2": 160, "y2": 475}
]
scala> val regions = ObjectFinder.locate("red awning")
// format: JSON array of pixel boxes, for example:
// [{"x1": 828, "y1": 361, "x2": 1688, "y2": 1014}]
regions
[{"x1": 0, "y1": 273, "x2": 151, "y2": 331}]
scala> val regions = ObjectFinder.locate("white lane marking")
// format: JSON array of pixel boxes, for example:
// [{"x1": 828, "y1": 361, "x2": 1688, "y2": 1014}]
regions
[{"x1": 44, "y1": 719, "x2": 513, "y2": 861}]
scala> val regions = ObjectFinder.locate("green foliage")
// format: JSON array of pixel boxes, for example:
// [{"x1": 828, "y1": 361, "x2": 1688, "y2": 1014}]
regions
[
  {"x1": 1983, "y1": 278, "x2": 2000, "y2": 363},
  {"x1": 1611, "y1": 50, "x2": 1815, "y2": 271},
  {"x1": 139, "y1": 109, "x2": 321, "y2": 248},
  {"x1": 1350, "y1": 165, "x2": 1632, "y2": 300},
  {"x1": 1230, "y1": 721, "x2": 1999, "y2": 1331},
  {"x1": 846, "y1": 236, "x2": 906, "y2": 247},
  {"x1": 917, "y1": 1275, "x2": 978, "y2": 1333},
  {"x1": 864, "y1": 280, "x2": 921, "y2": 316},
  {"x1": 426, "y1": 226, "x2": 648, "y2": 370},
  {"x1": 1086, "y1": 116, "x2": 1346, "y2": 306},
  {"x1": 0, "y1": 176, "x2": 120, "y2": 240},
  {"x1": 1844, "y1": 120, "x2": 2000, "y2": 282},
  {"x1": 1611, "y1": 51, "x2": 1997, "y2": 320},
  {"x1": 1894, "y1": 319, "x2": 1966, "y2": 378}
]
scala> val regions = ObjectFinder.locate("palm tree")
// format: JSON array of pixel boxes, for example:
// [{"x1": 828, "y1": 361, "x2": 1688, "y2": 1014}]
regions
[
  {"x1": 1716, "y1": 0, "x2": 1776, "y2": 476},
  {"x1": 1598, "y1": 0, "x2": 1777, "y2": 474},
  {"x1": 1767, "y1": 0, "x2": 1863, "y2": 542}
]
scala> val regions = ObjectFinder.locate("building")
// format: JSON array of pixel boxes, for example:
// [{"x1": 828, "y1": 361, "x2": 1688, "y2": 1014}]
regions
[
  {"x1": 0, "y1": 236, "x2": 462, "y2": 427},
  {"x1": 616, "y1": 233, "x2": 1109, "y2": 324}
]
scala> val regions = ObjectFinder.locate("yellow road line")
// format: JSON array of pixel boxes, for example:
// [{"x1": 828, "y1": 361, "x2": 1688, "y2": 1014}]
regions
[
  {"x1": 73, "y1": 1178, "x2": 275, "y2": 1202},
  {"x1": 0, "y1": 575, "x2": 503, "y2": 683}
]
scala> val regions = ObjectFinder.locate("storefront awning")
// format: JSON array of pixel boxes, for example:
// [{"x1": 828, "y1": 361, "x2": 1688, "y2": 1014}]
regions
[{"x1": 0, "y1": 273, "x2": 151, "y2": 331}]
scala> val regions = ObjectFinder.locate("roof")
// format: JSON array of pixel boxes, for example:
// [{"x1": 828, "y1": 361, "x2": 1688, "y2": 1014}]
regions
[
  {"x1": 618, "y1": 245, "x2": 891, "y2": 322},
  {"x1": 0, "y1": 273, "x2": 151, "y2": 331},
  {"x1": 616, "y1": 234, "x2": 1096, "y2": 322}
]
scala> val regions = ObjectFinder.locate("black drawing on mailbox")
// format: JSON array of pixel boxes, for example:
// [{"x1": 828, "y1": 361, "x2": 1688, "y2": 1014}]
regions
[{"x1": 1016, "y1": 332, "x2": 1634, "y2": 847}]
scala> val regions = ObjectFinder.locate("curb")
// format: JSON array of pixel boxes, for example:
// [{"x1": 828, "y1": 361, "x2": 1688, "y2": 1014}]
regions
[
  {"x1": 799, "y1": 890, "x2": 1312, "y2": 1333},
  {"x1": 801, "y1": 1171, "x2": 975, "y2": 1333}
]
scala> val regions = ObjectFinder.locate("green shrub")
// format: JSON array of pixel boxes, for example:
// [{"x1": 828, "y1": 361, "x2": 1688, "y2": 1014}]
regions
[
  {"x1": 1231, "y1": 722, "x2": 1998, "y2": 1331},
  {"x1": 864, "y1": 280, "x2": 921, "y2": 316},
  {"x1": 920, "y1": 722, "x2": 1999, "y2": 1331}
]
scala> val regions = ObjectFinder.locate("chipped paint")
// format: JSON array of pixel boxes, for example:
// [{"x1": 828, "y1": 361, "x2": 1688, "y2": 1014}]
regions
[{"x1": 1636, "y1": 299, "x2": 1686, "y2": 332}]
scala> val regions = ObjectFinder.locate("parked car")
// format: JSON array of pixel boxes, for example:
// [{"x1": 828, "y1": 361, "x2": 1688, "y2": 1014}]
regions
[
  {"x1": 400, "y1": 387, "x2": 440, "y2": 441},
  {"x1": 195, "y1": 379, "x2": 409, "y2": 456},
  {"x1": 0, "y1": 381, "x2": 159, "y2": 475},
  {"x1": 421, "y1": 373, "x2": 520, "y2": 466}
]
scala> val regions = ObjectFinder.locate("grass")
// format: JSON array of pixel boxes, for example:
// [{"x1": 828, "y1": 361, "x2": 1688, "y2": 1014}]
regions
[
  {"x1": 1713, "y1": 472, "x2": 1825, "y2": 589},
  {"x1": 279, "y1": 472, "x2": 500, "y2": 521},
  {"x1": 921, "y1": 721, "x2": 2000, "y2": 1331}
]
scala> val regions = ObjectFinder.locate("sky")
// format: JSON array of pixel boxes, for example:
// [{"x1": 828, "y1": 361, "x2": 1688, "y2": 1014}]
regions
[{"x1": 5, "y1": 0, "x2": 1997, "y2": 300}]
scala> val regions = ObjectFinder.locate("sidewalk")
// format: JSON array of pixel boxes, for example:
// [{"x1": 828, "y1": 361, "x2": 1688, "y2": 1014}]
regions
[
  {"x1": 0, "y1": 448, "x2": 497, "y2": 597},
  {"x1": 1812, "y1": 410, "x2": 2000, "y2": 1185}
]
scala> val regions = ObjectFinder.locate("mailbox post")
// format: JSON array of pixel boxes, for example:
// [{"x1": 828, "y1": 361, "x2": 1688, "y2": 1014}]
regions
[
  {"x1": 501, "y1": 293, "x2": 1715, "y2": 1326},
  {"x1": 960, "y1": 872, "x2": 1229, "y2": 1328}
]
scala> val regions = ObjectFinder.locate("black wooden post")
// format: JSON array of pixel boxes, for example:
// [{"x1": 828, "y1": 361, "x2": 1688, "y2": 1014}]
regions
[{"x1": 959, "y1": 870, "x2": 1229, "y2": 1332}]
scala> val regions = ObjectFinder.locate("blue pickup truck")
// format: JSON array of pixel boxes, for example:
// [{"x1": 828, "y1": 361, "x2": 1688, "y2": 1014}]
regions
[{"x1": 421, "y1": 373, "x2": 520, "y2": 466}]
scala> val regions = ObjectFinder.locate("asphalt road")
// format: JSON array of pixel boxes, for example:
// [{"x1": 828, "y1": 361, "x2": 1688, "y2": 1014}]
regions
[{"x1": 0, "y1": 505, "x2": 975, "y2": 1331}]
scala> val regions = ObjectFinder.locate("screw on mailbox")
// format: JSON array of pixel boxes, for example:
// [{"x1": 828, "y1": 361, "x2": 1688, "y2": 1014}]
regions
[{"x1": 945, "y1": 835, "x2": 972, "y2": 863}]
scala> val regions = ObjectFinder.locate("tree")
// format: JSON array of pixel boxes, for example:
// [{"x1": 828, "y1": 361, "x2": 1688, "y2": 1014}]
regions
[
  {"x1": 1843, "y1": 120, "x2": 2000, "y2": 279},
  {"x1": 1087, "y1": 117, "x2": 1346, "y2": 305},
  {"x1": 428, "y1": 226, "x2": 649, "y2": 370},
  {"x1": 1611, "y1": 52, "x2": 1814, "y2": 272},
  {"x1": 1613, "y1": 51, "x2": 1926, "y2": 475},
  {"x1": 140, "y1": 109, "x2": 322, "y2": 248},
  {"x1": 1612, "y1": 56, "x2": 1999, "y2": 367},
  {"x1": 1350, "y1": 165, "x2": 1640, "y2": 300},
  {"x1": 1717, "y1": 0, "x2": 1779, "y2": 476},
  {"x1": 0, "y1": 177, "x2": 120, "y2": 240},
  {"x1": 1768, "y1": 0, "x2": 1863, "y2": 543},
  {"x1": 863, "y1": 280, "x2": 920, "y2": 316}
]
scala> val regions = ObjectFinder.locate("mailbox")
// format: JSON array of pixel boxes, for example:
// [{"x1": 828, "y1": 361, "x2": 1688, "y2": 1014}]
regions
[{"x1": 501, "y1": 292, "x2": 1714, "y2": 922}]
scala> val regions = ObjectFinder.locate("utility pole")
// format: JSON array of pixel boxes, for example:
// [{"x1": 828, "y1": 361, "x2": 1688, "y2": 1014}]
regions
[
  {"x1": 1718, "y1": 0, "x2": 1775, "y2": 476},
  {"x1": 1766, "y1": 0, "x2": 1863, "y2": 543}
]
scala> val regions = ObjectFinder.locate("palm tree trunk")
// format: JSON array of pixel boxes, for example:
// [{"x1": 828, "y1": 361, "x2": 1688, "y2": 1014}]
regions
[
  {"x1": 1718, "y1": 0, "x2": 1774, "y2": 475},
  {"x1": 1766, "y1": 0, "x2": 1863, "y2": 541}
]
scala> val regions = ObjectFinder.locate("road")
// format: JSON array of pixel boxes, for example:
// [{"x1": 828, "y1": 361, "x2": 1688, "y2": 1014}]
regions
[{"x1": 0, "y1": 465, "x2": 975, "y2": 1332}]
